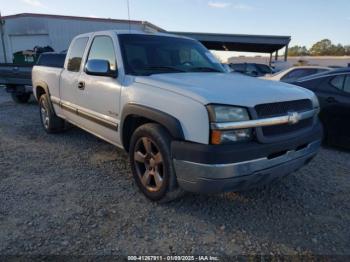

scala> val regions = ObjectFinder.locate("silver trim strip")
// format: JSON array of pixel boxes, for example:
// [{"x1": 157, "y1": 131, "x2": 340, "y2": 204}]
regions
[
  {"x1": 211, "y1": 109, "x2": 316, "y2": 130},
  {"x1": 50, "y1": 96, "x2": 118, "y2": 130}
]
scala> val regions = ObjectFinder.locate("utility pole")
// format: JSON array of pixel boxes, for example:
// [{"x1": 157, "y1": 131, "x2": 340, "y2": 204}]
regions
[{"x1": 0, "y1": 11, "x2": 7, "y2": 63}]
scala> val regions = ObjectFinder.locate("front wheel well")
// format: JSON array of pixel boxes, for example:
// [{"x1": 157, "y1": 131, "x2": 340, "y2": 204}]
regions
[
  {"x1": 121, "y1": 105, "x2": 185, "y2": 152},
  {"x1": 35, "y1": 86, "x2": 46, "y2": 100},
  {"x1": 122, "y1": 116, "x2": 156, "y2": 152}
]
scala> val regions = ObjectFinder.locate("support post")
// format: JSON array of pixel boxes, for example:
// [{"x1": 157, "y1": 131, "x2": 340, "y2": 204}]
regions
[
  {"x1": 284, "y1": 44, "x2": 289, "y2": 62},
  {"x1": 0, "y1": 11, "x2": 7, "y2": 63},
  {"x1": 275, "y1": 50, "x2": 278, "y2": 61},
  {"x1": 269, "y1": 53, "x2": 272, "y2": 66}
]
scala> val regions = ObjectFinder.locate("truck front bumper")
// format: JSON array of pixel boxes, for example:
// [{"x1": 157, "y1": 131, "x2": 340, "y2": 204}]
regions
[{"x1": 171, "y1": 123, "x2": 322, "y2": 193}]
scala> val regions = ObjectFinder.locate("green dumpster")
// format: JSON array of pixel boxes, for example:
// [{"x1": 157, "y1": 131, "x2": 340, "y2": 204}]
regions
[{"x1": 13, "y1": 51, "x2": 38, "y2": 65}]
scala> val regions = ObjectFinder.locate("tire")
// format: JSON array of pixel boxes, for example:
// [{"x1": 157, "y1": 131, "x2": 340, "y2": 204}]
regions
[
  {"x1": 39, "y1": 94, "x2": 65, "y2": 133},
  {"x1": 11, "y1": 93, "x2": 31, "y2": 104},
  {"x1": 129, "y1": 123, "x2": 184, "y2": 202},
  {"x1": 320, "y1": 116, "x2": 333, "y2": 146}
]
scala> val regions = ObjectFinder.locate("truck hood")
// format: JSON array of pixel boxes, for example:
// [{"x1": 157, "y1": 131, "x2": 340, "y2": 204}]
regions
[{"x1": 135, "y1": 73, "x2": 315, "y2": 107}]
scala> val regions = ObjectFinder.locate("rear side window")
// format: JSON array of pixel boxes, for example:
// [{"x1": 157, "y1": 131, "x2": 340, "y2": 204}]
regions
[
  {"x1": 343, "y1": 75, "x2": 350, "y2": 93},
  {"x1": 67, "y1": 37, "x2": 89, "y2": 72},
  {"x1": 230, "y1": 63, "x2": 246, "y2": 71},
  {"x1": 330, "y1": 75, "x2": 345, "y2": 91},
  {"x1": 86, "y1": 36, "x2": 117, "y2": 71},
  {"x1": 256, "y1": 64, "x2": 272, "y2": 74},
  {"x1": 37, "y1": 54, "x2": 66, "y2": 68},
  {"x1": 246, "y1": 64, "x2": 257, "y2": 74},
  {"x1": 282, "y1": 69, "x2": 317, "y2": 81}
]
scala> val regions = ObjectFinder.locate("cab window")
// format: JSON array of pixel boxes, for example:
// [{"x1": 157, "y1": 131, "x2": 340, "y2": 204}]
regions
[
  {"x1": 67, "y1": 37, "x2": 89, "y2": 72},
  {"x1": 282, "y1": 69, "x2": 318, "y2": 81},
  {"x1": 230, "y1": 63, "x2": 246, "y2": 72},
  {"x1": 86, "y1": 36, "x2": 117, "y2": 71},
  {"x1": 343, "y1": 75, "x2": 350, "y2": 94},
  {"x1": 330, "y1": 75, "x2": 345, "y2": 91},
  {"x1": 246, "y1": 64, "x2": 257, "y2": 75}
]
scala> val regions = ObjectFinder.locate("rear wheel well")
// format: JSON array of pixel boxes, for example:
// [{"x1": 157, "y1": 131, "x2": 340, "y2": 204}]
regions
[
  {"x1": 36, "y1": 86, "x2": 46, "y2": 100},
  {"x1": 123, "y1": 116, "x2": 162, "y2": 152}
]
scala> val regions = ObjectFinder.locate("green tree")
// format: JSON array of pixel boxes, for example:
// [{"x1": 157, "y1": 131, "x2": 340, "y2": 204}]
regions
[
  {"x1": 344, "y1": 45, "x2": 350, "y2": 56},
  {"x1": 309, "y1": 39, "x2": 333, "y2": 56},
  {"x1": 288, "y1": 40, "x2": 349, "y2": 57},
  {"x1": 331, "y1": 44, "x2": 345, "y2": 56},
  {"x1": 288, "y1": 45, "x2": 309, "y2": 56}
]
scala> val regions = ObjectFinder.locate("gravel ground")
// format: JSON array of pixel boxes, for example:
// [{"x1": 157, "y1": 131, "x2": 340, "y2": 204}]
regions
[{"x1": 0, "y1": 87, "x2": 350, "y2": 256}]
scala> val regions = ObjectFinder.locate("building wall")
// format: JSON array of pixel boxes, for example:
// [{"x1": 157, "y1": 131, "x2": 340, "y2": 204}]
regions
[
  {"x1": 0, "y1": 15, "x2": 157, "y2": 63},
  {"x1": 0, "y1": 44, "x2": 4, "y2": 62}
]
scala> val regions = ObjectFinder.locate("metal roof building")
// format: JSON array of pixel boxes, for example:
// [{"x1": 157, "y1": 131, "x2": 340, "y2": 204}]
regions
[
  {"x1": 172, "y1": 32, "x2": 291, "y2": 63},
  {"x1": 0, "y1": 13, "x2": 291, "y2": 64},
  {"x1": 0, "y1": 13, "x2": 162, "y2": 63}
]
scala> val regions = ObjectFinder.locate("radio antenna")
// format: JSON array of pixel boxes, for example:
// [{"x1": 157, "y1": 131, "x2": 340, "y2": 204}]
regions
[{"x1": 126, "y1": 0, "x2": 131, "y2": 32}]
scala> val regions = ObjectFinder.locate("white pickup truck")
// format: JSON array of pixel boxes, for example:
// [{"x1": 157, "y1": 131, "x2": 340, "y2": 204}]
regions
[{"x1": 32, "y1": 30, "x2": 323, "y2": 202}]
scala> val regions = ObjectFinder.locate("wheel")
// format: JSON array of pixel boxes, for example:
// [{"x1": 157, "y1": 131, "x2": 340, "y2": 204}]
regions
[
  {"x1": 320, "y1": 114, "x2": 334, "y2": 146},
  {"x1": 39, "y1": 94, "x2": 65, "y2": 133},
  {"x1": 11, "y1": 93, "x2": 31, "y2": 103},
  {"x1": 129, "y1": 123, "x2": 184, "y2": 202}
]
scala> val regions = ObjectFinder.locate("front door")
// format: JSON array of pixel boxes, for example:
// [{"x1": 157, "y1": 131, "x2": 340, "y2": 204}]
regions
[
  {"x1": 318, "y1": 74, "x2": 350, "y2": 147},
  {"x1": 75, "y1": 35, "x2": 121, "y2": 146}
]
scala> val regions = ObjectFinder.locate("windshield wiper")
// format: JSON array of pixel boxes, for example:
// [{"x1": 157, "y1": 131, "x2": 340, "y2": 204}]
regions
[
  {"x1": 143, "y1": 66, "x2": 185, "y2": 73},
  {"x1": 189, "y1": 67, "x2": 222, "y2": 73}
]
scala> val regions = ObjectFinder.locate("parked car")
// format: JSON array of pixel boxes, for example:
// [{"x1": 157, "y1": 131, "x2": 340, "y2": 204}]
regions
[
  {"x1": 221, "y1": 63, "x2": 233, "y2": 73},
  {"x1": 229, "y1": 63, "x2": 274, "y2": 77},
  {"x1": 293, "y1": 68, "x2": 350, "y2": 148},
  {"x1": 0, "y1": 52, "x2": 66, "y2": 103},
  {"x1": 262, "y1": 66, "x2": 331, "y2": 83},
  {"x1": 32, "y1": 30, "x2": 322, "y2": 202}
]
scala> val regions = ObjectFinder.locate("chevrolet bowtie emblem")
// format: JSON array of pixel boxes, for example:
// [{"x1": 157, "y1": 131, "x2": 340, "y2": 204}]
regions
[{"x1": 287, "y1": 112, "x2": 300, "y2": 125}]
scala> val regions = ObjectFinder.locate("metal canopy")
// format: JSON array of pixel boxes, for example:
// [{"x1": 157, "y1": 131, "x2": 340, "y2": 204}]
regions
[{"x1": 171, "y1": 32, "x2": 291, "y2": 54}]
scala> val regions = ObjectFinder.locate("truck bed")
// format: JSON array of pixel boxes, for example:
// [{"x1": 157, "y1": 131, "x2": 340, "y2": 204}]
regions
[{"x1": 32, "y1": 65, "x2": 64, "y2": 99}]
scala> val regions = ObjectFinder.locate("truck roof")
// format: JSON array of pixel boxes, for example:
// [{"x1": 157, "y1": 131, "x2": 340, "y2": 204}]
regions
[{"x1": 74, "y1": 30, "x2": 192, "y2": 41}]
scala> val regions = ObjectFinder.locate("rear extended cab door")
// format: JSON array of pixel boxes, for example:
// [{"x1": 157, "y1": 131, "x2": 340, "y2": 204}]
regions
[
  {"x1": 74, "y1": 32, "x2": 123, "y2": 146},
  {"x1": 59, "y1": 36, "x2": 90, "y2": 119}
]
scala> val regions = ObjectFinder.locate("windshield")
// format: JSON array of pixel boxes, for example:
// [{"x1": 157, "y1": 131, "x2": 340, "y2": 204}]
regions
[{"x1": 118, "y1": 34, "x2": 224, "y2": 76}]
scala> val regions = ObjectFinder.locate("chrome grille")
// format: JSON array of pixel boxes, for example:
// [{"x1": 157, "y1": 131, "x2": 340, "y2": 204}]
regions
[
  {"x1": 255, "y1": 99, "x2": 313, "y2": 118},
  {"x1": 255, "y1": 99, "x2": 313, "y2": 137}
]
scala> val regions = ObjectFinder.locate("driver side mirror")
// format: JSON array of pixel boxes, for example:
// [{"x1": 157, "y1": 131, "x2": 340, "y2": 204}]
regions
[{"x1": 85, "y1": 59, "x2": 117, "y2": 78}]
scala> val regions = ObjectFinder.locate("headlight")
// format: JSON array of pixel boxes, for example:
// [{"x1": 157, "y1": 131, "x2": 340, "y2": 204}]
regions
[
  {"x1": 207, "y1": 105, "x2": 250, "y2": 123},
  {"x1": 207, "y1": 105, "x2": 253, "y2": 144}
]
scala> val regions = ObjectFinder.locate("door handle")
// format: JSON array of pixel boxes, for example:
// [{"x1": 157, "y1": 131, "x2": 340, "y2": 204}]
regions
[
  {"x1": 326, "y1": 97, "x2": 337, "y2": 103},
  {"x1": 78, "y1": 81, "x2": 85, "y2": 90}
]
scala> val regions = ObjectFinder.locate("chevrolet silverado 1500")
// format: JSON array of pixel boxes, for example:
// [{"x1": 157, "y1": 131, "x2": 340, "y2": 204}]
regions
[{"x1": 32, "y1": 30, "x2": 322, "y2": 201}]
